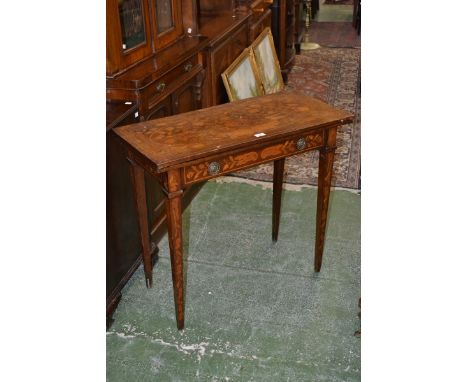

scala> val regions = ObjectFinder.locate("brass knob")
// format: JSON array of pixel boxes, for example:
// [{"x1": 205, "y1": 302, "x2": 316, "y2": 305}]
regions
[
  {"x1": 183, "y1": 62, "x2": 193, "y2": 72},
  {"x1": 296, "y1": 137, "x2": 306, "y2": 150},
  {"x1": 208, "y1": 161, "x2": 220, "y2": 175},
  {"x1": 156, "y1": 82, "x2": 166, "y2": 92}
]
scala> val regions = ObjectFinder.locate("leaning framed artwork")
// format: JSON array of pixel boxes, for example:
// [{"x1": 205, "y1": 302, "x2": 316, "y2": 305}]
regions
[
  {"x1": 251, "y1": 27, "x2": 284, "y2": 94},
  {"x1": 221, "y1": 48, "x2": 265, "y2": 102}
]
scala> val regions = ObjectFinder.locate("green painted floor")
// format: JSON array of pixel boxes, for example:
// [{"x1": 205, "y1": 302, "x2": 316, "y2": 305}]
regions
[{"x1": 107, "y1": 180, "x2": 361, "y2": 381}]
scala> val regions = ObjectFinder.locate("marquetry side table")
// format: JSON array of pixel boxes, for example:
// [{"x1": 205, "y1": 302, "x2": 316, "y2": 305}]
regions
[{"x1": 114, "y1": 92, "x2": 353, "y2": 329}]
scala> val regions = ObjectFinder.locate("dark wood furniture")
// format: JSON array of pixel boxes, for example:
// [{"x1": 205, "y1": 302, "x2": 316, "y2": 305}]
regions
[
  {"x1": 106, "y1": 100, "x2": 203, "y2": 326},
  {"x1": 106, "y1": 0, "x2": 208, "y2": 324},
  {"x1": 271, "y1": 0, "x2": 296, "y2": 81},
  {"x1": 106, "y1": 100, "x2": 204, "y2": 327},
  {"x1": 199, "y1": 11, "x2": 251, "y2": 107},
  {"x1": 107, "y1": 0, "x2": 273, "y2": 113},
  {"x1": 106, "y1": 101, "x2": 141, "y2": 328},
  {"x1": 294, "y1": 0, "x2": 305, "y2": 53},
  {"x1": 353, "y1": 0, "x2": 361, "y2": 35},
  {"x1": 198, "y1": 1, "x2": 272, "y2": 107},
  {"x1": 311, "y1": 0, "x2": 319, "y2": 18},
  {"x1": 246, "y1": 0, "x2": 273, "y2": 43},
  {"x1": 106, "y1": 0, "x2": 273, "y2": 323},
  {"x1": 114, "y1": 92, "x2": 353, "y2": 329}
]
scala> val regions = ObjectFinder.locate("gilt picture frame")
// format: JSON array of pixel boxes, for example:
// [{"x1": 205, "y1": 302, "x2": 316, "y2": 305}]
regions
[
  {"x1": 251, "y1": 27, "x2": 284, "y2": 94},
  {"x1": 221, "y1": 48, "x2": 265, "y2": 102}
]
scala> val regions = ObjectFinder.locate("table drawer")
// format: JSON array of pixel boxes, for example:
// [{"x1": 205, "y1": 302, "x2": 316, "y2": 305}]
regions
[{"x1": 183, "y1": 131, "x2": 323, "y2": 184}]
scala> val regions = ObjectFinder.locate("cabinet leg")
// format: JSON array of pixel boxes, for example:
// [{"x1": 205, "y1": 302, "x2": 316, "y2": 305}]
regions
[
  {"x1": 165, "y1": 169, "x2": 185, "y2": 330},
  {"x1": 129, "y1": 160, "x2": 153, "y2": 288},
  {"x1": 272, "y1": 158, "x2": 285, "y2": 242},
  {"x1": 315, "y1": 129, "x2": 337, "y2": 272}
]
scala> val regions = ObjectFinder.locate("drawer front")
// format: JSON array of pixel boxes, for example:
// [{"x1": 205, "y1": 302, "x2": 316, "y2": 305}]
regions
[
  {"x1": 183, "y1": 131, "x2": 324, "y2": 184},
  {"x1": 147, "y1": 55, "x2": 200, "y2": 108}
]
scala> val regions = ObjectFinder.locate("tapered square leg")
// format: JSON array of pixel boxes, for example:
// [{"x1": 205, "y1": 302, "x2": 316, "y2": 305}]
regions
[
  {"x1": 272, "y1": 158, "x2": 285, "y2": 242},
  {"x1": 165, "y1": 169, "x2": 185, "y2": 330},
  {"x1": 315, "y1": 127, "x2": 337, "y2": 272},
  {"x1": 128, "y1": 160, "x2": 153, "y2": 288}
]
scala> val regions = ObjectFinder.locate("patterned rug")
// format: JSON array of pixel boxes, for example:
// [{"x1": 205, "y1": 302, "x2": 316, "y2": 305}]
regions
[{"x1": 233, "y1": 47, "x2": 361, "y2": 189}]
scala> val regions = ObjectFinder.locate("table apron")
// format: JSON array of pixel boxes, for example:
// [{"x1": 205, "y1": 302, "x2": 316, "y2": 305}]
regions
[{"x1": 182, "y1": 129, "x2": 325, "y2": 185}]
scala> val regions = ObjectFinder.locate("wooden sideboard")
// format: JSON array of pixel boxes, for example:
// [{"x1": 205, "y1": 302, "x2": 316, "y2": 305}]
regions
[
  {"x1": 198, "y1": 1, "x2": 272, "y2": 107},
  {"x1": 106, "y1": 0, "x2": 282, "y2": 324},
  {"x1": 199, "y1": 11, "x2": 251, "y2": 107}
]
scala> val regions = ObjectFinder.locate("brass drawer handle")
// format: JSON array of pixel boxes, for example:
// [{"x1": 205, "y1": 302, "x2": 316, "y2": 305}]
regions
[
  {"x1": 296, "y1": 137, "x2": 306, "y2": 150},
  {"x1": 183, "y1": 62, "x2": 193, "y2": 72},
  {"x1": 208, "y1": 161, "x2": 221, "y2": 175},
  {"x1": 156, "y1": 82, "x2": 166, "y2": 93}
]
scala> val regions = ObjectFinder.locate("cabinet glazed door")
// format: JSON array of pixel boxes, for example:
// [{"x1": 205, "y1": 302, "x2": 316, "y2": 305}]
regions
[
  {"x1": 107, "y1": 0, "x2": 153, "y2": 74},
  {"x1": 151, "y1": 0, "x2": 184, "y2": 49}
]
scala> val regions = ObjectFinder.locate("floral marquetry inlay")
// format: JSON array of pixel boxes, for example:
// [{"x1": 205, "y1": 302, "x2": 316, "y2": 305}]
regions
[
  {"x1": 114, "y1": 93, "x2": 353, "y2": 172},
  {"x1": 183, "y1": 132, "x2": 324, "y2": 184},
  {"x1": 116, "y1": 93, "x2": 355, "y2": 330}
]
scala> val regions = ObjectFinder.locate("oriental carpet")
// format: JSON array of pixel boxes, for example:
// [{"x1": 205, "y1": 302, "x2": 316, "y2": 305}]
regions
[{"x1": 233, "y1": 47, "x2": 361, "y2": 189}]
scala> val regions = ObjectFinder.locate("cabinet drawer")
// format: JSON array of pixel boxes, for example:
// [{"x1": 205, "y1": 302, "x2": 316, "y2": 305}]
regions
[
  {"x1": 183, "y1": 131, "x2": 324, "y2": 184},
  {"x1": 147, "y1": 55, "x2": 200, "y2": 108}
]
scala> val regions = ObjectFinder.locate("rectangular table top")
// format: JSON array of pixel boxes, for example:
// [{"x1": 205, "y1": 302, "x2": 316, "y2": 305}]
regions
[{"x1": 114, "y1": 92, "x2": 353, "y2": 172}]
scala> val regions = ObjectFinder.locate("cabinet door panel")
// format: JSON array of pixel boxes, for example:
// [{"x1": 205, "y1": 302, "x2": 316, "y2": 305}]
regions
[
  {"x1": 172, "y1": 82, "x2": 197, "y2": 115},
  {"x1": 208, "y1": 23, "x2": 249, "y2": 106},
  {"x1": 156, "y1": 0, "x2": 175, "y2": 33},
  {"x1": 229, "y1": 24, "x2": 249, "y2": 61},
  {"x1": 151, "y1": 0, "x2": 184, "y2": 49},
  {"x1": 249, "y1": 9, "x2": 272, "y2": 43},
  {"x1": 119, "y1": 0, "x2": 147, "y2": 50},
  {"x1": 107, "y1": 0, "x2": 153, "y2": 75},
  {"x1": 211, "y1": 42, "x2": 232, "y2": 105},
  {"x1": 107, "y1": 131, "x2": 141, "y2": 297},
  {"x1": 145, "y1": 96, "x2": 172, "y2": 120}
]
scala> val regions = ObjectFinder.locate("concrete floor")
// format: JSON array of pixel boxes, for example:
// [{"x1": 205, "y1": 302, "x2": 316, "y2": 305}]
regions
[{"x1": 107, "y1": 180, "x2": 361, "y2": 381}]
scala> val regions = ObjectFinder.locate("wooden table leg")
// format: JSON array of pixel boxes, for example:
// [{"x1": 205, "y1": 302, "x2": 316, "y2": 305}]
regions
[
  {"x1": 128, "y1": 160, "x2": 153, "y2": 288},
  {"x1": 315, "y1": 127, "x2": 337, "y2": 272},
  {"x1": 272, "y1": 158, "x2": 285, "y2": 242},
  {"x1": 165, "y1": 169, "x2": 185, "y2": 330}
]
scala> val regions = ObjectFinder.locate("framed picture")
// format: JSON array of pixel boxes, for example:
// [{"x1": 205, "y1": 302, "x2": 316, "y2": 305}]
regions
[
  {"x1": 221, "y1": 48, "x2": 265, "y2": 102},
  {"x1": 251, "y1": 27, "x2": 284, "y2": 94}
]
